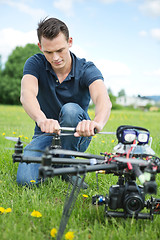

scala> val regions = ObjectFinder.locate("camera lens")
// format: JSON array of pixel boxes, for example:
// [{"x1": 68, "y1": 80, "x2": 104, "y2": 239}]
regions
[
  {"x1": 129, "y1": 199, "x2": 139, "y2": 209},
  {"x1": 124, "y1": 194, "x2": 144, "y2": 215}
]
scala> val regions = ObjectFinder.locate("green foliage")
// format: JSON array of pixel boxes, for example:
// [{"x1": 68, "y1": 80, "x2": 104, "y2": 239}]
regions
[
  {"x1": 0, "y1": 44, "x2": 41, "y2": 105},
  {"x1": 109, "y1": 92, "x2": 116, "y2": 106},
  {"x1": 3, "y1": 44, "x2": 41, "y2": 79},
  {"x1": 145, "y1": 103, "x2": 153, "y2": 110},
  {"x1": 89, "y1": 89, "x2": 122, "y2": 110},
  {"x1": 0, "y1": 106, "x2": 160, "y2": 239},
  {"x1": 118, "y1": 89, "x2": 126, "y2": 97},
  {"x1": 0, "y1": 55, "x2": 2, "y2": 71},
  {"x1": 109, "y1": 92, "x2": 123, "y2": 110},
  {"x1": 0, "y1": 76, "x2": 20, "y2": 104},
  {"x1": 0, "y1": 55, "x2": 2, "y2": 80}
]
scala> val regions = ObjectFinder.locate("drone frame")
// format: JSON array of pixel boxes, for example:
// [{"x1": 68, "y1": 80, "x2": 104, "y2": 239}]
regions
[{"x1": 11, "y1": 126, "x2": 160, "y2": 240}]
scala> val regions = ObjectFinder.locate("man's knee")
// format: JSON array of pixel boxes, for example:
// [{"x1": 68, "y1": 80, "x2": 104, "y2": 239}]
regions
[
  {"x1": 60, "y1": 103, "x2": 83, "y2": 126},
  {"x1": 61, "y1": 103, "x2": 81, "y2": 115},
  {"x1": 16, "y1": 162, "x2": 40, "y2": 186}
]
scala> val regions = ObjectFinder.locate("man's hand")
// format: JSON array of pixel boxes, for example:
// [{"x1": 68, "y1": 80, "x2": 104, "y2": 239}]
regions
[
  {"x1": 74, "y1": 120, "x2": 102, "y2": 137},
  {"x1": 37, "y1": 119, "x2": 60, "y2": 134}
]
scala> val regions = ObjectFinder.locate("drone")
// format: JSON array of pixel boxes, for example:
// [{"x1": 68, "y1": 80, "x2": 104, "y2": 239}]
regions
[{"x1": 11, "y1": 125, "x2": 160, "y2": 240}]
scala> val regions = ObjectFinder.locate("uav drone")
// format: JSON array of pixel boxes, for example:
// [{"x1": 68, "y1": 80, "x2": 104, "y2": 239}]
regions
[{"x1": 11, "y1": 125, "x2": 160, "y2": 240}]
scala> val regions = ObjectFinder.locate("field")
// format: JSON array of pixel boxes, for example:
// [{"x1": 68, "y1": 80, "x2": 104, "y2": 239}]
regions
[{"x1": 0, "y1": 105, "x2": 160, "y2": 240}]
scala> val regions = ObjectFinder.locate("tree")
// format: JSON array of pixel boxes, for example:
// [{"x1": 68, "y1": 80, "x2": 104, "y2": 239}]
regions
[
  {"x1": 108, "y1": 88, "x2": 123, "y2": 110},
  {"x1": 0, "y1": 76, "x2": 20, "y2": 104},
  {"x1": 0, "y1": 55, "x2": 2, "y2": 79},
  {"x1": 3, "y1": 44, "x2": 41, "y2": 79},
  {"x1": 118, "y1": 89, "x2": 126, "y2": 97},
  {"x1": 107, "y1": 87, "x2": 113, "y2": 95},
  {"x1": 0, "y1": 44, "x2": 41, "y2": 104},
  {"x1": 0, "y1": 55, "x2": 2, "y2": 71}
]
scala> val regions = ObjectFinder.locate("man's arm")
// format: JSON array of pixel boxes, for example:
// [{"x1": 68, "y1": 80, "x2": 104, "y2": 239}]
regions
[
  {"x1": 20, "y1": 74, "x2": 60, "y2": 134},
  {"x1": 75, "y1": 79, "x2": 112, "y2": 137}
]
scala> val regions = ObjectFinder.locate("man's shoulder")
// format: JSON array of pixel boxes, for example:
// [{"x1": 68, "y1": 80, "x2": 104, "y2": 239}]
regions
[
  {"x1": 72, "y1": 52, "x2": 92, "y2": 66},
  {"x1": 71, "y1": 52, "x2": 103, "y2": 86},
  {"x1": 23, "y1": 53, "x2": 46, "y2": 77},
  {"x1": 26, "y1": 53, "x2": 46, "y2": 65},
  {"x1": 71, "y1": 52, "x2": 95, "y2": 74}
]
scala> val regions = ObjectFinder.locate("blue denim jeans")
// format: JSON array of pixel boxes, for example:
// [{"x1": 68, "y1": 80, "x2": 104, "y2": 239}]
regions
[{"x1": 16, "y1": 103, "x2": 91, "y2": 185}]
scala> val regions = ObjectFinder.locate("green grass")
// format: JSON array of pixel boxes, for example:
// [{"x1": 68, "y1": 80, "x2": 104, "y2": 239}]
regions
[{"x1": 0, "y1": 105, "x2": 160, "y2": 240}]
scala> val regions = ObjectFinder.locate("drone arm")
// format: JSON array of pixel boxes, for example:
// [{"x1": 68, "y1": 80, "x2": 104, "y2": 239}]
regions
[
  {"x1": 50, "y1": 148, "x2": 105, "y2": 160},
  {"x1": 50, "y1": 157, "x2": 103, "y2": 165},
  {"x1": 39, "y1": 163, "x2": 118, "y2": 179},
  {"x1": 13, "y1": 151, "x2": 103, "y2": 165},
  {"x1": 13, "y1": 155, "x2": 42, "y2": 164}
]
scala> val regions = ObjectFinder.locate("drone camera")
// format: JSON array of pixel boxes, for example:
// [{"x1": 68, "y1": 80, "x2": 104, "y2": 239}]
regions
[
  {"x1": 99, "y1": 181, "x2": 146, "y2": 215},
  {"x1": 92, "y1": 181, "x2": 146, "y2": 215},
  {"x1": 124, "y1": 192, "x2": 145, "y2": 215}
]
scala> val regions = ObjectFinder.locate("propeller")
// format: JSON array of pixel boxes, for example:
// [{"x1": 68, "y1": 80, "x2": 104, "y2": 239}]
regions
[
  {"x1": 5, "y1": 136, "x2": 28, "y2": 145},
  {"x1": 6, "y1": 136, "x2": 104, "y2": 160},
  {"x1": 5, "y1": 136, "x2": 20, "y2": 142},
  {"x1": 5, "y1": 132, "x2": 73, "y2": 143}
]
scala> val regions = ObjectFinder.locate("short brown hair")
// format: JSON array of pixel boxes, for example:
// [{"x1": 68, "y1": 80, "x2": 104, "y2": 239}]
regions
[{"x1": 37, "y1": 17, "x2": 69, "y2": 43}]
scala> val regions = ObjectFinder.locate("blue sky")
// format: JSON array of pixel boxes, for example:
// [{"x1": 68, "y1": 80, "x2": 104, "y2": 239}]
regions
[{"x1": 0, "y1": 0, "x2": 160, "y2": 96}]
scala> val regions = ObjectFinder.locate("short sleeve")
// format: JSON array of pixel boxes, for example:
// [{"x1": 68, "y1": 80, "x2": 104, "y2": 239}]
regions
[
  {"x1": 23, "y1": 54, "x2": 43, "y2": 79},
  {"x1": 81, "y1": 62, "x2": 104, "y2": 87}
]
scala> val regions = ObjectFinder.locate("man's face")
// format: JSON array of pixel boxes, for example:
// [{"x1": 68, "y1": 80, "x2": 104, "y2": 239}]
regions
[{"x1": 38, "y1": 32, "x2": 72, "y2": 70}]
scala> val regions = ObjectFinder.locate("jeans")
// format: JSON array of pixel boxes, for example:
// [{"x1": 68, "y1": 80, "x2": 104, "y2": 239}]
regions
[{"x1": 16, "y1": 103, "x2": 91, "y2": 185}]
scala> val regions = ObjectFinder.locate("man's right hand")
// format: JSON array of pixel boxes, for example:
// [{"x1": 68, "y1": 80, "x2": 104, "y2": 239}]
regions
[{"x1": 37, "y1": 119, "x2": 60, "y2": 134}]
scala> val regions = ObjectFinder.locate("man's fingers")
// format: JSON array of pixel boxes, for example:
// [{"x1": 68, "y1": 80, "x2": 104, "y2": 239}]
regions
[
  {"x1": 75, "y1": 120, "x2": 97, "y2": 137},
  {"x1": 39, "y1": 119, "x2": 60, "y2": 134}
]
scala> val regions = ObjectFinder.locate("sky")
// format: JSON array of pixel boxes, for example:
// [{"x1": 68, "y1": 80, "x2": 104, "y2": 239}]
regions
[{"x1": 0, "y1": 0, "x2": 160, "y2": 97}]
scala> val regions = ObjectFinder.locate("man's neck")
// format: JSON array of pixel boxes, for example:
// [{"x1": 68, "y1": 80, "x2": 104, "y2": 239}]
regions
[{"x1": 53, "y1": 55, "x2": 72, "y2": 83}]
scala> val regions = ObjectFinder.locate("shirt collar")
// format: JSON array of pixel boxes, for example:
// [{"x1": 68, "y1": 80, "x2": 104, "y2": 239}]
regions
[{"x1": 69, "y1": 52, "x2": 75, "y2": 78}]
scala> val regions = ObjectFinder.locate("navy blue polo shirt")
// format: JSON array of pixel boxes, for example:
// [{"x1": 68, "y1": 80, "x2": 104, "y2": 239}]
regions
[{"x1": 23, "y1": 52, "x2": 103, "y2": 123}]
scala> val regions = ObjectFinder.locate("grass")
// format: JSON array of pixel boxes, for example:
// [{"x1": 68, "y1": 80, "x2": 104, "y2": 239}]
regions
[{"x1": 0, "y1": 105, "x2": 160, "y2": 240}]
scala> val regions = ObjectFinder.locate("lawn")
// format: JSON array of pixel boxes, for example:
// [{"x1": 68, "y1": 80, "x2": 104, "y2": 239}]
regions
[{"x1": 0, "y1": 105, "x2": 160, "y2": 240}]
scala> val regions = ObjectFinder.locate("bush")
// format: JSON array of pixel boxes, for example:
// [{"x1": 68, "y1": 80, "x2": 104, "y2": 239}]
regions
[
  {"x1": 0, "y1": 76, "x2": 20, "y2": 104},
  {"x1": 0, "y1": 44, "x2": 41, "y2": 105}
]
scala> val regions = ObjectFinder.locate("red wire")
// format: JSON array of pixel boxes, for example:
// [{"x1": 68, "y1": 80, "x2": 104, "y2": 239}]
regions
[{"x1": 126, "y1": 139, "x2": 136, "y2": 159}]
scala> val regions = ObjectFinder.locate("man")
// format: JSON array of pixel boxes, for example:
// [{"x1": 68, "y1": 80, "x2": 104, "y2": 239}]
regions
[{"x1": 17, "y1": 17, "x2": 112, "y2": 189}]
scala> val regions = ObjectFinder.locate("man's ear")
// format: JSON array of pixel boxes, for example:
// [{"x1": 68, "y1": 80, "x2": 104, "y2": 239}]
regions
[
  {"x1": 68, "y1": 37, "x2": 73, "y2": 48},
  {"x1": 38, "y1": 42, "x2": 42, "y2": 51}
]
